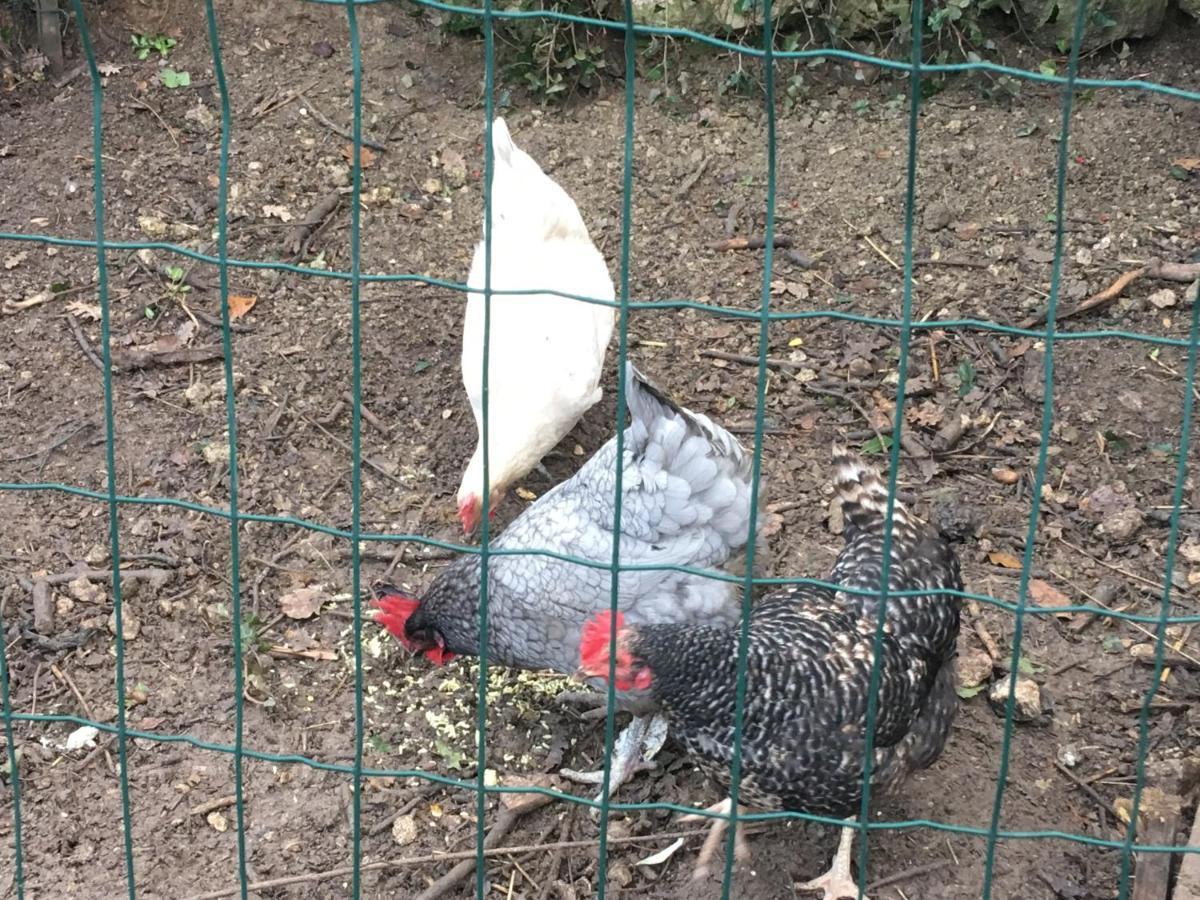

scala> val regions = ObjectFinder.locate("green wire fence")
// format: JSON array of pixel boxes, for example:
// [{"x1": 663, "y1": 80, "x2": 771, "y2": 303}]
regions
[{"x1": 1, "y1": 0, "x2": 1199, "y2": 898}]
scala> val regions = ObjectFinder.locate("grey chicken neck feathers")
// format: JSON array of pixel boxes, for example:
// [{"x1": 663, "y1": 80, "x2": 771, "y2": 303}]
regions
[
  {"x1": 624, "y1": 445, "x2": 963, "y2": 817},
  {"x1": 408, "y1": 362, "x2": 762, "y2": 675}
]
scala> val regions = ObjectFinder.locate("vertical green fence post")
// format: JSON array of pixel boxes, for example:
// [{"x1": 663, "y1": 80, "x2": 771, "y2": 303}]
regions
[
  {"x1": 70, "y1": 2, "x2": 137, "y2": 896},
  {"x1": 474, "y1": 2, "x2": 497, "y2": 895},
  {"x1": 853, "y1": 0, "x2": 925, "y2": 892},
  {"x1": 341, "y1": 1, "x2": 369, "y2": 895},
  {"x1": 981, "y1": 0, "x2": 1090, "y2": 894},
  {"x1": 202, "y1": 4, "x2": 250, "y2": 897},
  {"x1": 0, "y1": 591, "x2": 26, "y2": 898},
  {"x1": 717, "y1": 0, "x2": 780, "y2": 895},
  {"x1": 592, "y1": 2, "x2": 639, "y2": 894}
]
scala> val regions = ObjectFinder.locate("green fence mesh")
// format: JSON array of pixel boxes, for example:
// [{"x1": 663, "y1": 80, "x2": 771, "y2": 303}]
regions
[{"x1": 2, "y1": 0, "x2": 1200, "y2": 898}]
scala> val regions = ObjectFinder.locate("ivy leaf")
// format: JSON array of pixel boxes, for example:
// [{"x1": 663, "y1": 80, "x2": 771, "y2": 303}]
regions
[
  {"x1": 956, "y1": 359, "x2": 976, "y2": 397},
  {"x1": 159, "y1": 68, "x2": 191, "y2": 89},
  {"x1": 861, "y1": 434, "x2": 892, "y2": 455}
]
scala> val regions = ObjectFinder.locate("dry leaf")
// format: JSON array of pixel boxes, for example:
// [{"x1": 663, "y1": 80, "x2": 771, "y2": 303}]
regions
[
  {"x1": 1172, "y1": 157, "x2": 1200, "y2": 172},
  {"x1": 988, "y1": 551, "x2": 1023, "y2": 570},
  {"x1": 1029, "y1": 579, "x2": 1072, "y2": 618},
  {"x1": 262, "y1": 204, "x2": 293, "y2": 222},
  {"x1": 268, "y1": 644, "x2": 337, "y2": 660},
  {"x1": 66, "y1": 300, "x2": 102, "y2": 321},
  {"x1": 514, "y1": 487, "x2": 537, "y2": 501},
  {"x1": 342, "y1": 144, "x2": 377, "y2": 168},
  {"x1": 279, "y1": 587, "x2": 325, "y2": 619},
  {"x1": 4, "y1": 250, "x2": 28, "y2": 269},
  {"x1": 97, "y1": 62, "x2": 123, "y2": 76},
  {"x1": 228, "y1": 294, "x2": 257, "y2": 319}
]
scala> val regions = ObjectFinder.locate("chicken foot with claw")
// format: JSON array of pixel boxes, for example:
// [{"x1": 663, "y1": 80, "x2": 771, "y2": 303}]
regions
[
  {"x1": 795, "y1": 820, "x2": 868, "y2": 900},
  {"x1": 679, "y1": 797, "x2": 753, "y2": 880},
  {"x1": 559, "y1": 714, "x2": 668, "y2": 808}
]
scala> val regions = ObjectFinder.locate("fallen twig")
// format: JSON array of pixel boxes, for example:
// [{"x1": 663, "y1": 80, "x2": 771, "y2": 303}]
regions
[
  {"x1": 190, "y1": 307, "x2": 254, "y2": 334},
  {"x1": 801, "y1": 383, "x2": 888, "y2": 452},
  {"x1": 298, "y1": 93, "x2": 387, "y2": 152},
  {"x1": 250, "y1": 78, "x2": 321, "y2": 119},
  {"x1": 415, "y1": 793, "x2": 555, "y2": 900},
  {"x1": 66, "y1": 314, "x2": 104, "y2": 371},
  {"x1": 675, "y1": 156, "x2": 709, "y2": 200},
  {"x1": 369, "y1": 783, "x2": 443, "y2": 838},
  {"x1": 1053, "y1": 761, "x2": 1112, "y2": 832},
  {"x1": 110, "y1": 345, "x2": 224, "y2": 372},
  {"x1": 709, "y1": 235, "x2": 794, "y2": 252},
  {"x1": 967, "y1": 600, "x2": 1003, "y2": 663},
  {"x1": 913, "y1": 255, "x2": 990, "y2": 270},
  {"x1": 182, "y1": 825, "x2": 720, "y2": 900},
  {"x1": 1, "y1": 419, "x2": 97, "y2": 465},
  {"x1": 128, "y1": 97, "x2": 180, "y2": 150},
  {"x1": 867, "y1": 860, "x2": 951, "y2": 893},
  {"x1": 698, "y1": 349, "x2": 800, "y2": 370},
  {"x1": 18, "y1": 566, "x2": 171, "y2": 589},
  {"x1": 1019, "y1": 259, "x2": 1200, "y2": 330},
  {"x1": 50, "y1": 663, "x2": 114, "y2": 773},
  {"x1": 285, "y1": 404, "x2": 406, "y2": 486},
  {"x1": 1056, "y1": 535, "x2": 1170, "y2": 593},
  {"x1": 289, "y1": 191, "x2": 343, "y2": 257},
  {"x1": 189, "y1": 795, "x2": 238, "y2": 817}
]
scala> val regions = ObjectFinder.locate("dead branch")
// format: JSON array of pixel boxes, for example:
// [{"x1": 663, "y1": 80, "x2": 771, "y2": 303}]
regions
[
  {"x1": 414, "y1": 792, "x2": 555, "y2": 900},
  {"x1": 289, "y1": 191, "x2": 342, "y2": 256},
  {"x1": 110, "y1": 345, "x2": 224, "y2": 372},
  {"x1": 297, "y1": 93, "x2": 388, "y2": 152},
  {"x1": 709, "y1": 235, "x2": 794, "y2": 252},
  {"x1": 698, "y1": 349, "x2": 801, "y2": 370},
  {"x1": 66, "y1": 314, "x2": 104, "y2": 371},
  {"x1": 1019, "y1": 259, "x2": 1200, "y2": 330},
  {"x1": 182, "y1": 825, "x2": 721, "y2": 900}
]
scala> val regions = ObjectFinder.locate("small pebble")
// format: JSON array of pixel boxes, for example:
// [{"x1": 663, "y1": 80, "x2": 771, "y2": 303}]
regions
[{"x1": 988, "y1": 676, "x2": 1043, "y2": 722}]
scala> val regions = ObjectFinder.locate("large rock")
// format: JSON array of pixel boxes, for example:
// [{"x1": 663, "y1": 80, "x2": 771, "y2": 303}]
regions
[
  {"x1": 628, "y1": 0, "x2": 896, "y2": 37},
  {"x1": 1013, "y1": 0, "x2": 1169, "y2": 51}
]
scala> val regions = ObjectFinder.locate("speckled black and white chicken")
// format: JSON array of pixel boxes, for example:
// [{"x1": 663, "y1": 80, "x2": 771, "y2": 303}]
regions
[
  {"x1": 375, "y1": 362, "x2": 763, "y2": 800},
  {"x1": 579, "y1": 444, "x2": 963, "y2": 898}
]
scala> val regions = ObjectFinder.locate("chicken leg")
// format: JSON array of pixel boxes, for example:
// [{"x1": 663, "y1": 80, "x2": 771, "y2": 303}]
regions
[
  {"x1": 679, "y1": 797, "x2": 753, "y2": 880},
  {"x1": 796, "y1": 820, "x2": 868, "y2": 900},
  {"x1": 559, "y1": 713, "x2": 668, "y2": 810}
]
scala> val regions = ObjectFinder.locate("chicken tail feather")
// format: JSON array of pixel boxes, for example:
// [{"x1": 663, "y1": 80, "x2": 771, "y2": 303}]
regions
[
  {"x1": 490, "y1": 116, "x2": 516, "y2": 168},
  {"x1": 831, "y1": 442, "x2": 912, "y2": 534}
]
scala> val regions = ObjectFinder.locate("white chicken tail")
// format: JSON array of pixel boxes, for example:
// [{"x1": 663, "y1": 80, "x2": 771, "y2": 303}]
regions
[
  {"x1": 831, "y1": 442, "x2": 914, "y2": 533},
  {"x1": 483, "y1": 116, "x2": 590, "y2": 244}
]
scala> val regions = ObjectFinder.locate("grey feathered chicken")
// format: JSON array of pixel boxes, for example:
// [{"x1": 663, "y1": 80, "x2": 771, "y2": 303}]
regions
[
  {"x1": 375, "y1": 361, "x2": 763, "y2": 796},
  {"x1": 579, "y1": 444, "x2": 962, "y2": 898}
]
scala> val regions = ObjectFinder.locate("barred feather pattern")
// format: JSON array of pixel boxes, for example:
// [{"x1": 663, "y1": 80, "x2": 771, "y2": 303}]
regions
[
  {"x1": 405, "y1": 362, "x2": 762, "y2": 678},
  {"x1": 625, "y1": 444, "x2": 962, "y2": 816}
]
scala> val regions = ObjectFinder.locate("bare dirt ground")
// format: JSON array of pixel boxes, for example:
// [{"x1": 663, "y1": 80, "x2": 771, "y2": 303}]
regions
[{"x1": 1, "y1": 1, "x2": 1199, "y2": 898}]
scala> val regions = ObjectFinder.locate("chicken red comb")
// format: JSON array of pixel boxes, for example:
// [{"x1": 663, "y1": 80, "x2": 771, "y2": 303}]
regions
[
  {"x1": 579, "y1": 610, "x2": 624, "y2": 671},
  {"x1": 372, "y1": 591, "x2": 419, "y2": 643}
]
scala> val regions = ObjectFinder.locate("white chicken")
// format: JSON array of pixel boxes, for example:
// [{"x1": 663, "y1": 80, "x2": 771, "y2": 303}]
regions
[{"x1": 457, "y1": 117, "x2": 615, "y2": 534}]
